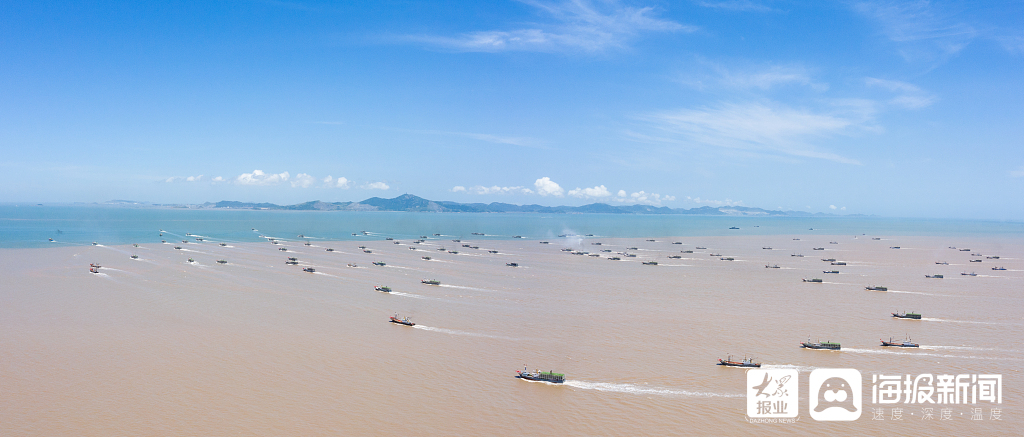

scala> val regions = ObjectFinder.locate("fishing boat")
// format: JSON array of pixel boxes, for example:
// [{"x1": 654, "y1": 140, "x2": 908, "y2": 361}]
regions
[
  {"x1": 130, "y1": 254, "x2": 138, "y2": 259},
  {"x1": 515, "y1": 366, "x2": 565, "y2": 383},
  {"x1": 866, "y1": 286, "x2": 888, "y2": 291},
  {"x1": 302, "y1": 267, "x2": 315, "y2": 273},
  {"x1": 628, "y1": 247, "x2": 638, "y2": 250},
  {"x1": 872, "y1": 237, "x2": 881, "y2": 240},
  {"x1": 220, "y1": 243, "x2": 228, "y2": 247},
  {"x1": 279, "y1": 248, "x2": 288, "y2": 251},
  {"x1": 363, "y1": 249, "x2": 372, "y2": 253},
  {"x1": 385, "y1": 237, "x2": 393, "y2": 240},
  {"x1": 681, "y1": 250, "x2": 693, "y2": 253},
  {"x1": 709, "y1": 253, "x2": 721, "y2": 257},
  {"x1": 285, "y1": 261, "x2": 298, "y2": 265},
  {"x1": 986, "y1": 256, "x2": 1000, "y2": 259},
  {"x1": 720, "y1": 257, "x2": 734, "y2": 261},
  {"x1": 936, "y1": 261, "x2": 948, "y2": 264},
  {"x1": 762, "y1": 247, "x2": 772, "y2": 250},
  {"x1": 89, "y1": 268, "x2": 99, "y2": 274},
  {"x1": 90, "y1": 263, "x2": 101, "y2": 268},
  {"x1": 507, "y1": 262, "x2": 519, "y2": 267},
  {"x1": 961, "y1": 272, "x2": 977, "y2": 276},
  {"x1": 959, "y1": 248, "x2": 971, "y2": 251},
  {"x1": 421, "y1": 279, "x2": 440, "y2": 285},
  {"x1": 373, "y1": 261, "x2": 386, "y2": 266},
  {"x1": 642, "y1": 261, "x2": 658, "y2": 265},
  {"x1": 92, "y1": 242, "x2": 98, "y2": 246},
  {"x1": 608, "y1": 257, "x2": 621, "y2": 260},
  {"x1": 813, "y1": 247, "x2": 824, "y2": 250},
  {"x1": 729, "y1": 227, "x2": 739, "y2": 230},
  {"x1": 824, "y1": 270, "x2": 839, "y2": 274},
  {"x1": 448, "y1": 250, "x2": 459, "y2": 254},
  {"x1": 672, "y1": 242, "x2": 682, "y2": 245},
  {"x1": 831, "y1": 262, "x2": 846, "y2": 265},
  {"x1": 472, "y1": 232, "x2": 485, "y2": 236},
  {"x1": 791, "y1": 254, "x2": 804, "y2": 257},
  {"x1": 187, "y1": 258, "x2": 195, "y2": 263},
  {"x1": 890, "y1": 246, "x2": 901, "y2": 249},
  {"x1": 133, "y1": 243, "x2": 138, "y2": 247},
  {"x1": 49, "y1": 238, "x2": 54, "y2": 241},
  {"x1": 539, "y1": 241, "x2": 549, "y2": 244},
  {"x1": 822, "y1": 258, "x2": 836, "y2": 262},
  {"x1": 623, "y1": 253, "x2": 636, "y2": 257},
  {"x1": 970, "y1": 259, "x2": 982, "y2": 263},
  {"x1": 801, "y1": 339, "x2": 841, "y2": 350},
  {"x1": 514, "y1": 235, "x2": 523, "y2": 239},
  {"x1": 992, "y1": 267, "x2": 1006, "y2": 271},
  {"x1": 881, "y1": 336, "x2": 919, "y2": 347},
  {"x1": 347, "y1": 263, "x2": 358, "y2": 267},
  {"x1": 374, "y1": 285, "x2": 392, "y2": 293},
  {"x1": 288, "y1": 257, "x2": 298, "y2": 261},
  {"x1": 421, "y1": 256, "x2": 431, "y2": 260},
  {"x1": 925, "y1": 274, "x2": 943, "y2": 278},
  {"x1": 389, "y1": 314, "x2": 415, "y2": 326},
  {"x1": 667, "y1": 255, "x2": 682, "y2": 259},
  {"x1": 304, "y1": 242, "x2": 311, "y2": 246},
  {"x1": 326, "y1": 248, "x2": 334, "y2": 252},
  {"x1": 717, "y1": 355, "x2": 761, "y2": 368},
  {"x1": 695, "y1": 247, "x2": 707, "y2": 250},
  {"x1": 174, "y1": 246, "x2": 182, "y2": 250},
  {"x1": 892, "y1": 311, "x2": 921, "y2": 320},
  {"x1": 766, "y1": 264, "x2": 780, "y2": 268},
  {"x1": 217, "y1": 260, "x2": 227, "y2": 264},
  {"x1": 803, "y1": 278, "x2": 822, "y2": 283}
]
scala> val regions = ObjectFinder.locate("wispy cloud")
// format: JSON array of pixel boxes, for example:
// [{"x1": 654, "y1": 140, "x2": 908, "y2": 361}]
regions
[
  {"x1": 418, "y1": 130, "x2": 544, "y2": 148},
  {"x1": 456, "y1": 185, "x2": 534, "y2": 195},
  {"x1": 613, "y1": 190, "x2": 675, "y2": 205},
  {"x1": 680, "y1": 60, "x2": 828, "y2": 92},
  {"x1": 854, "y1": 1, "x2": 977, "y2": 62},
  {"x1": 323, "y1": 175, "x2": 351, "y2": 189},
  {"x1": 404, "y1": 0, "x2": 693, "y2": 53},
  {"x1": 1010, "y1": 166, "x2": 1024, "y2": 178},
  {"x1": 236, "y1": 169, "x2": 290, "y2": 186},
  {"x1": 866, "y1": 77, "x2": 936, "y2": 109},
  {"x1": 695, "y1": 1, "x2": 772, "y2": 13},
  {"x1": 639, "y1": 101, "x2": 867, "y2": 164}
]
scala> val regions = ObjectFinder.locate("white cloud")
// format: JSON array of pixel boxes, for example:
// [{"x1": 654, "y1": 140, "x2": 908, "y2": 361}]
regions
[
  {"x1": 694, "y1": 62, "x2": 827, "y2": 91},
  {"x1": 363, "y1": 181, "x2": 390, "y2": 190},
  {"x1": 212, "y1": 176, "x2": 225, "y2": 183},
  {"x1": 841, "y1": 206, "x2": 847, "y2": 211},
  {"x1": 236, "y1": 169, "x2": 290, "y2": 186},
  {"x1": 534, "y1": 177, "x2": 564, "y2": 196},
  {"x1": 1010, "y1": 166, "x2": 1024, "y2": 178},
  {"x1": 568, "y1": 185, "x2": 612, "y2": 198},
  {"x1": 322, "y1": 176, "x2": 351, "y2": 189},
  {"x1": 291, "y1": 173, "x2": 315, "y2": 188},
  {"x1": 420, "y1": 130, "x2": 543, "y2": 148},
  {"x1": 451, "y1": 186, "x2": 467, "y2": 192},
  {"x1": 829, "y1": 205, "x2": 837, "y2": 210},
  {"x1": 686, "y1": 196, "x2": 743, "y2": 207},
  {"x1": 467, "y1": 185, "x2": 532, "y2": 195},
  {"x1": 611, "y1": 190, "x2": 675, "y2": 205},
  {"x1": 617, "y1": 190, "x2": 627, "y2": 197},
  {"x1": 165, "y1": 175, "x2": 204, "y2": 183},
  {"x1": 865, "y1": 77, "x2": 936, "y2": 109},
  {"x1": 405, "y1": 0, "x2": 693, "y2": 53},
  {"x1": 642, "y1": 101, "x2": 866, "y2": 164}
]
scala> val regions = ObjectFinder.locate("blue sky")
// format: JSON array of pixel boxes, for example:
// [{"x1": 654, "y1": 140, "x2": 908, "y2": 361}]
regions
[{"x1": 1, "y1": 0, "x2": 1022, "y2": 219}]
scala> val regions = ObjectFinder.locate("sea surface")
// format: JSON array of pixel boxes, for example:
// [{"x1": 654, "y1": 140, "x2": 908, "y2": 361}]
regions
[{"x1": 1, "y1": 206, "x2": 1021, "y2": 435}]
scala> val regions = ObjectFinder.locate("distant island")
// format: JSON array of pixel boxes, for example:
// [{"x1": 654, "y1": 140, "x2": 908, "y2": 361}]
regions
[{"x1": 122, "y1": 194, "x2": 854, "y2": 217}]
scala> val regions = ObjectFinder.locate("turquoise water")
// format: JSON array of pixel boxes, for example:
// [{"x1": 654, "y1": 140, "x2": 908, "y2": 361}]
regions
[{"x1": 1, "y1": 205, "x2": 1022, "y2": 249}]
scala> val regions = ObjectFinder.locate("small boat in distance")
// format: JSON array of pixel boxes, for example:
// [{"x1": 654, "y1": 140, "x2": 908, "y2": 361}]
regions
[
  {"x1": 389, "y1": 314, "x2": 415, "y2": 326},
  {"x1": 507, "y1": 262, "x2": 519, "y2": 267},
  {"x1": 302, "y1": 267, "x2": 315, "y2": 273},
  {"x1": 642, "y1": 261, "x2": 658, "y2": 265},
  {"x1": 220, "y1": 243, "x2": 228, "y2": 247},
  {"x1": 881, "y1": 336, "x2": 919, "y2": 347},
  {"x1": 961, "y1": 272, "x2": 977, "y2": 276},
  {"x1": 347, "y1": 263, "x2": 358, "y2": 267},
  {"x1": 822, "y1": 258, "x2": 836, "y2": 262},
  {"x1": 695, "y1": 247, "x2": 707, "y2": 250},
  {"x1": 515, "y1": 366, "x2": 565, "y2": 383},
  {"x1": 801, "y1": 339, "x2": 840, "y2": 350},
  {"x1": 720, "y1": 257, "x2": 734, "y2": 261},
  {"x1": 374, "y1": 285, "x2": 392, "y2": 293},
  {"x1": 803, "y1": 278, "x2": 823, "y2": 283},
  {"x1": 762, "y1": 247, "x2": 772, "y2": 250},
  {"x1": 925, "y1": 274, "x2": 943, "y2": 278},
  {"x1": 89, "y1": 268, "x2": 99, "y2": 274},
  {"x1": 866, "y1": 286, "x2": 888, "y2": 291},
  {"x1": 935, "y1": 261, "x2": 948, "y2": 265},
  {"x1": 488, "y1": 250, "x2": 499, "y2": 254},
  {"x1": 681, "y1": 250, "x2": 693, "y2": 253},
  {"x1": 174, "y1": 246, "x2": 182, "y2": 250},
  {"x1": 872, "y1": 237, "x2": 881, "y2": 240},
  {"x1": 824, "y1": 270, "x2": 839, "y2": 274},
  {"x1": 890, "y1": 246, "x2": 901, "y2": 249},
  {"x1": 892, "y1": 311, "x2": 921, "y2": 320},
  {"x1": 130, "y1": 254, "x2": 139, "y2": 259},
  {"x1": 187, "y1": 258, "x2": 195, "y2": 263},
  {"x1": 90, "y1": 263, "x2": 101, "y2": 268},
  {"x1": 813, "y1": 247, "x2": 824, "y2": 250},
  {"x1": 421, "y1": 279, "x2": 440, "y2": 285},
  {"x1": 667, "y1": 255, "x2": 682, "y2": 259},
  {"x1": 717, "y1": 355, "x2": 761, "y2": 368},
  {"x1": 766, "y1": 264, "x2": 780, "y2": 269},
  {"x1": 986, "y1": 256, "x2": 1000, "y2": 259},
  {"x1": 791, "y1": 254, "x2": 804, "y2": 257},
  {"x1": 729, "y1": 227, "x2": 739, "y2": 230},
  {"x1": 326, "y1": 248, "x2": 334, "y2": 252},
  {"x1": 217, "y1": 260, "x2": 227, "y2": 264},
  {"x1": 372, "y1": 261, "x2": 386, "y2": 266},
  {"x1": 421, "y1": 256, "x2": 431, "y2": 260},
  {"x1": 831, "y1": 262, "x2": 846, "y2": 265},
  {"x1": 992, "y1": 267, "x2": 1006, "y2": 271}
]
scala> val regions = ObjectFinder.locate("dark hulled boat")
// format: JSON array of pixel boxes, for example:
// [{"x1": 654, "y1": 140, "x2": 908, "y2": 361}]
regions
[
  {"x1": 374, "y1": 285, "x2": 392, "y2": 293},
  {"x1": 801, "y1": 339, "x2": 841, "y2": 350},
  {"x1": 389, "y1": 315, "x2": 414, "y2": 326},
  {"x1": 515, "y1": 366, "x2": 565, "y2": 383},
  {"x1": 866, "y1": 286, "x2": 888, "y2": 291},
  {"x1": 421, "y1": 279, "x2": 440, "y2": 285},
  {"x1": 881, "y1": 336, "x2": 919, "y2": 347},
  {"x1": 717, "y1": 355, "x2": 761, "y2": 368},
  {"x1": 892, "y1": 311, "x2": 921, "y2": 320}
]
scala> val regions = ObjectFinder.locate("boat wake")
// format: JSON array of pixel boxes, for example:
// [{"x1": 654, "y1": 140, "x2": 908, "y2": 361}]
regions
[
  {"x1": 385, "y1": 265, "x2": 426, "y2": 272},
  {"x1": 888, "y1": 290, "x2": 954, "y2": 297},
  {"x1": 390, "y1": 291, "x2": 428, "y2": 300},
  {"x1": 841, "y1": 348, "x2": 1021, "y2": 360},
  {"x1": 921, "y1": 317, "x2": 1019, "y2": 325},
  {"x1": 439, "y1": 284, "x2": 498, "y2": 293},
  {"x1": 922, "y1": 345, "x2": 1022, "y2": 353},
  {"x1": 564, "y1": 380, "x2": 742, "y2": 398},
  {"x1": 411, "y1": 327, "x2": 516, "y2": 339},
  {"x1": 761, "y1": 364, "x2": 820, "y2": 373}
]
